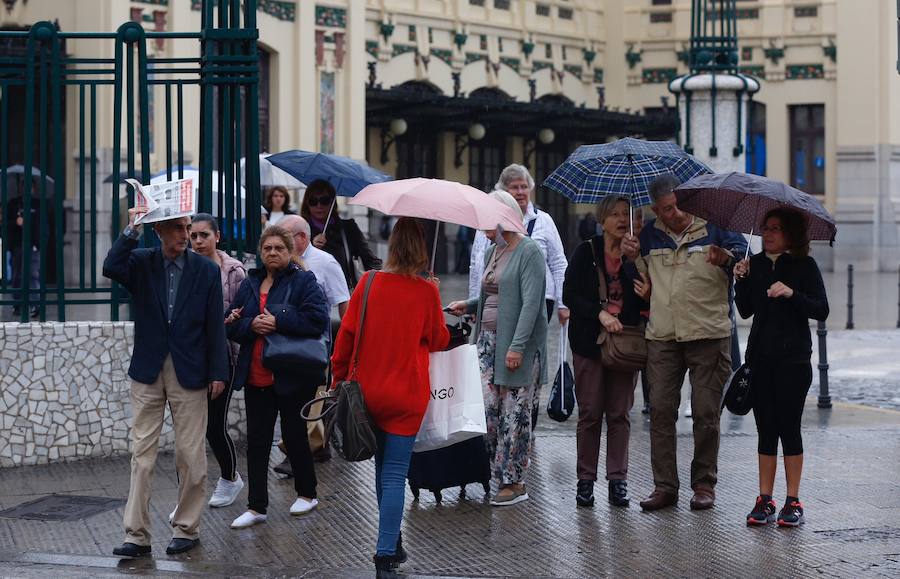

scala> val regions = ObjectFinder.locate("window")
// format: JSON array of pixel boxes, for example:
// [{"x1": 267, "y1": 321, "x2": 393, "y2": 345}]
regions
[
  {"x1": 536, "y1": 3, "x2": 550, "y2": 16},
  {"x1": 534, "y1": 144, "x2": 573, "y2": 252},
  {"x1": 746, "y1": 101, "x2": 766, "y2": 176},
  {"x1": 469, "y1": 139, "x2": 506, "y2": 193},
  {"x1": 558, "y1": 7, "x2": 573, "y2": 19},
  {"x1": 794, "y1": 6, "x2": 817, "y2": 17},
  {"x1": 789, "y1": 105, "x2": 825, "y2": 195},
  {"x1": 650, "y1": 12, "x2": 672, "y2": 23},
  {"x1": 469, "y1": 0, "x2": 485, "y2": 6},
  {"x1": 652, "y1": 0, "x2": 672, "y2": 4},
  {"x1": 494, "y1": 0, "x2": 510, "y2": 9},
  {"x1": 545, "y1": 43, "x2": 552, "y2": 58}
]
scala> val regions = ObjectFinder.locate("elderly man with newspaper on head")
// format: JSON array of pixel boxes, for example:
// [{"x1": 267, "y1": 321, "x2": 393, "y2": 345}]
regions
[{"x1": 104, "y1": 177, "x2": 229, "y2": 558}]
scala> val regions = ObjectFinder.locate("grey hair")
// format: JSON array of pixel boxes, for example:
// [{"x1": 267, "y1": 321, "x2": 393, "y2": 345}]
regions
[
  {"x1": 278, "y1": 214, "x2": 311, "y2": 238},
  {"x1": 594, "y1": 195, "x2": 631, "y2": 224},
  {"x1": 648, "y1": 174, "x2": 681, "y2": 204},
  {"x1": 495, "y1": 163, "x2": 535, "y2": 193},
  {"x1": 488, "y1": 189, "x2": 523, "y2": 224}
]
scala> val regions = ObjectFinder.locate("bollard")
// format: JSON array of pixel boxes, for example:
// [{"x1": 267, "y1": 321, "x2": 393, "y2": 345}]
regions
[
  {"x1": 817, "y1": 320, "x2": 832, "y2": 408},
  {"x1": 845, "y1": 264, "x2": 854, "y2": 330}
]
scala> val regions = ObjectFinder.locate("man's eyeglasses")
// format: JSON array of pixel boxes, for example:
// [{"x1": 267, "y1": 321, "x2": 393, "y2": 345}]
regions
[{"x1": 307, "y1": 196, "x2": 333, "y2": 207}]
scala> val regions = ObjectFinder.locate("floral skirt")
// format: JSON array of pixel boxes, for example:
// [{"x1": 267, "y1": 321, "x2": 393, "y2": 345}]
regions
[{"x1": 477, "y1": 330, "x2": 541, "y2": 485}]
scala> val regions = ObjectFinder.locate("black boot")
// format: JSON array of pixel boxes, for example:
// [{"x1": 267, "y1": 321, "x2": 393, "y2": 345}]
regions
[
  {"x1": 609, "y1": 480, "x2": 629, "y2": 507},
  {"x1": 374, "y1": 554, "x2": 400, "y2": 579},
  {"x1": 576, "y1": 480, "x2": 595, "y2": 507},
  {"x1": 395, "y1": 531, "x2": 407, "y2": 564}
]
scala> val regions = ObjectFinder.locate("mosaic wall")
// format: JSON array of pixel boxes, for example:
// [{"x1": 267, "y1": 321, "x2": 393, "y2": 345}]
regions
[{"x1": 0, "y1": 322, "x2": 247, "y2": 468}]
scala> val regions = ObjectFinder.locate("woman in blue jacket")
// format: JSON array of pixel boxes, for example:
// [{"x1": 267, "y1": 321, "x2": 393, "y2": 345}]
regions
[{"x1": 225, "y1": 226, "x2": 329, "y2": 529}]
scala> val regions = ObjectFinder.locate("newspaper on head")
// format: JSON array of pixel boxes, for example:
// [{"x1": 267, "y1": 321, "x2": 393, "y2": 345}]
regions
[{"x1": 125, "y1": 178, "x2": 195, "y2": 225}]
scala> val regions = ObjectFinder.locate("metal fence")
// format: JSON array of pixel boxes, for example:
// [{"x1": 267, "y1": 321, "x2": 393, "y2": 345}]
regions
[{"x1": 0, "y1": 1, "x2": 261, "y2": 322}]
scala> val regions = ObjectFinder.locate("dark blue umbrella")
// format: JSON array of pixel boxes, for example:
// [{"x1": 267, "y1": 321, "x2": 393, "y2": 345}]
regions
[
  {"x1": 542, "y1": 138, "x2": 712, "y2": 207},
  {"x1": 265, "y1": 150, "x2": 392, "y2": 197},
  {"x1": 674, "y1": 172, "x2": 836, "y2": 245}
]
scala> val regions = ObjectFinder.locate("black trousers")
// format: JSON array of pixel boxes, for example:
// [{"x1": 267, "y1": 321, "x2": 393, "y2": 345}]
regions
[
  {"x1": 245, "y1": 383, "x2": 318, "y2": 513},
  {"x1": 751, "y1": 361, "x2": 812, "y2": 456},
  {"x1": 206, "y1": 378, "x2": 237, "y2": 481}
]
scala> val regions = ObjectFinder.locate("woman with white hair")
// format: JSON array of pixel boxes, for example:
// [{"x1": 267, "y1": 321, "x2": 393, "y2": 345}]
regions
[{"x1": 448, "y1": 190, "x2": 548, "y2": 506}]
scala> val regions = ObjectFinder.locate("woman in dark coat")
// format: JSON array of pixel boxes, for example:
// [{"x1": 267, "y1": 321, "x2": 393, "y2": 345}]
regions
[
  {"x1": 734, "y1": 207, "x2": 829, "y2": 528},
  {"x1": 301, "y1": 179, "x2": 382, "y2": 289},
  {"x1": 562, "y1": 195, "x2": 649, "y2": 509},
  {"x1": 225, "y1": 226, "x2": 329, "y2": 529}
]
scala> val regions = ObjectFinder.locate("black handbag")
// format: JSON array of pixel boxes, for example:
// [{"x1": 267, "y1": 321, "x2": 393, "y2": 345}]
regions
[
  {"x1": 722, "y1": 363, "x2": 753, "y2": 415},
  {"x1": 262, "y1": 277, "x2": 329, "y2": 372},
  {"x1": 301, "y1": 272, "x2": 379, "y2": 462},
  {"x1": 547, "y1": 325, "x2": 576, "y2": 422}
]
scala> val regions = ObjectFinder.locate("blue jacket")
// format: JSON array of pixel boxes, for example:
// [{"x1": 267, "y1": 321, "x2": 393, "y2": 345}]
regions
[
  {"x1": 102, "y1": 235, "x2": 229, "y2": 389},
  {"x1": 227, "y1": 263, "x2": 329, "y2": 392}
]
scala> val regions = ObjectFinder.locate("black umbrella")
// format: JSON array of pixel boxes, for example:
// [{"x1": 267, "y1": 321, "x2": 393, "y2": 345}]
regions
[
  {"x1": 674, "y1": 172, "x2": 836, "y2": 257},
  {"x1": 3, "y1": 165, "x2": 55, "y2": 199}
]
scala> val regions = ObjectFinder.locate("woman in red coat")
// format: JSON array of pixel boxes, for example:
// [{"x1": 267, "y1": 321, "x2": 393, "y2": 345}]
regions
[{"x1": 331, "y1": 217, "x2": 449, "y2": 578}]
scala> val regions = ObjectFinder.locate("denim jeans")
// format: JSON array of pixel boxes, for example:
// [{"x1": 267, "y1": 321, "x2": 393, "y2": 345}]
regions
[{"x1": 374, "y1": 432, "x2": 416, "y2": 556}]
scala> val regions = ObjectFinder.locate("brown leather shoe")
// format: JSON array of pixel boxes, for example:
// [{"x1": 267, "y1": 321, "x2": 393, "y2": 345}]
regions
[
  {"x1": 690, "y1": 486, "x2": 716, "y2": 510},
  {"x1": 639, "y1": 490, "x2": 678, "y2": 511}
]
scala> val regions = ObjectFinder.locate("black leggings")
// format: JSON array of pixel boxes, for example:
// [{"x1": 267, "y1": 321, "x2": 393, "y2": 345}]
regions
[
  {"x1": 751, "y1": 361, "x2": 812, "y2": 456},
  {"x1": 207, "y1": 378, "x2": 237, "y2": 481}
]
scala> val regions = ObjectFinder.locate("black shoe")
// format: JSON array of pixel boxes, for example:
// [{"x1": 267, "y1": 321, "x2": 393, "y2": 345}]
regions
[
  {"x1": 395, "y1": 531, "x2": 408, "y2": 564},
  {"x1": 777, "y1": 500, "x2": 805, "y2": 527},
  {"x1": 312, "y1": 446, "x2": 332, "y2": 463},
  {"x1": 165, "y1": 538, "x2": 199, "y2": 555},
  {"x1": 273, "y1": 457, "x2": 293, "y2": 477},
  {"x1": 747, "y1": 495, "x2": 777, "y2": 526},
  {"x1": 112, "y1": 542, "x2": 151, "y2": 558},
  {"x1": 373, "y1": 553, "x2": 400, "y2": 579},
  {"x1": 609, "y1": 480, "x2": 629, "y2": 507},
  {"x1": 576, "y1": 480, "x2": 595, "y2": 507}
]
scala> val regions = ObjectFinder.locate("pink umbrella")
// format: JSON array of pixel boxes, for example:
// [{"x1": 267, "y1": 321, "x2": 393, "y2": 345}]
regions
[{"x1": 350, "y1": 178, "x2": 527, "y2": 269}]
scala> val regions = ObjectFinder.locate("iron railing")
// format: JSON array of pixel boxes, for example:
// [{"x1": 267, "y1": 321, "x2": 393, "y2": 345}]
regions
[{"x1": 0, "y1": 1, "x2": 261, "y2": 322}]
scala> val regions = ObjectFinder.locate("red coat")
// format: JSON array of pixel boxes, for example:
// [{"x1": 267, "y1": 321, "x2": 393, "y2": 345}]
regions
[{"x1": 331, "y1": 271, "x2": 450, "y2": 436}]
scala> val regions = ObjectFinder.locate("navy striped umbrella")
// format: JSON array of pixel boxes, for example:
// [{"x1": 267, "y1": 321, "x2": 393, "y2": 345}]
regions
[
  {"x1": 542, "y1": 138, "x2": 712, "y2": 207},
  {"x1": 674, "y1": 172, "x2": 836, "y2": 243}
]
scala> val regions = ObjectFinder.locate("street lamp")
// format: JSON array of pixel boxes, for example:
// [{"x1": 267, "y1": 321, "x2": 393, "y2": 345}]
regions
[{"x1": 380, "y1": 118, "x2": 407, "y2": 164}]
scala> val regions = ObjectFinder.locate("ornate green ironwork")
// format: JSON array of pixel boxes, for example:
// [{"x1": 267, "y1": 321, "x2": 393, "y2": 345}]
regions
[
  {"x1": 689, "y1": 0, "x2": 738, "y2": 73},
  {"x1": 380, "y1": 22, "x2": 395, "y2": 41},
  {"x1": 499, "y1": 56, "x2": 520, "y2": 72},
  {"x1": 823, "y1": 42, "x2": 836, "y2": 63},
  {"x1": 454, "y1": 32, "x2": 468, "y2": 50},
  {"x1": 625, "y1": 45, "x2": 643, "y2": 69},
  {"x1": 643, "y1": 67, "x2": 677, "y2": 84},
  {"x1": 764, "y1": 46, "x2": 784, "y2": 65},
  {"x1": 465, "y1": 52, "x2": 485, "y2": 65},
  {"x1": 564, "y1": 64, "x2": 582, "y2": 77},
  {"x1": 582, "y1": 48, "x2": 596, "y2": 65},
  {"x1": 521, "y1": 40, "x2": 534, "y2": 57},
  {"x1": 366, "y1": 40, "x2": 379, "y2": 58},
  {"x1": 739, "y1": 65, "x2": 764, "y2": 77},
  {"x1": 532, "y1": 61, "x2": 552, "y2": 72},
  {"x1": 315, "y1": 5, "x2": 345, "y2": 27},
  {"x1": 392, "y1": 45, "x2": 416, "y2": 58},
  {"x1": 786, "y1": 64, "x2": 824, "y2": 80}
]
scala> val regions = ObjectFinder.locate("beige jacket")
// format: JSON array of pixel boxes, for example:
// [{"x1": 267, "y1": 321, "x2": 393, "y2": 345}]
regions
[{"x1": 637, "y1": 217, "x2": 743, "y2": 342}]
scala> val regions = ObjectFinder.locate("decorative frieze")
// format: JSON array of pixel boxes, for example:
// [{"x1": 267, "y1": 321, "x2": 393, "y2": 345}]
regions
[
  {"x1": 315, "y1": 5, "x2": 346, "y2": 28},
  {"x1": 392, "y1": 44, "x2": 417, "y2": 58},
  {"x1": 431, "y1": 48, "x2": 453, "y2": 66},
  {"x1": 786, "y1": 64, "x2": 824, "y2": 80},
  {"x1": 500, "y1": 56, "x2": 520, "y2": 72},
  {"x1": 642, "y1": 67, "x2": 676, "y2": 84}
]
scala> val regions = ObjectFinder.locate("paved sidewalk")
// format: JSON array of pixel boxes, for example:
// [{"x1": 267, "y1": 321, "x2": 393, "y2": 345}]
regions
[{"x1": 1, "y1": 400, "x2": 899, "y2": 578}]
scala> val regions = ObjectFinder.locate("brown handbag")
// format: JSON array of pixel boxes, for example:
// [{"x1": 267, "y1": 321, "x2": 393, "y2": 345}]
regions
[{"x1": 589, "y1": 239, "x2": 648, "y2": 372}]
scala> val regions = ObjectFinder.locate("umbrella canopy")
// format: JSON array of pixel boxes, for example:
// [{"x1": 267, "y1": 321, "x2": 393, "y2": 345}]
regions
[
  {"x1": 542, "y1": 138, "x2": 712, "y2": 206},
  {"x1": 241, "y1": 154, "x2": 307, "y2": 190},
  {"x1": 674, "y1": 172, "x2": 836, "y2": 242},
  {"x1": 2, "y1": 165, "x2": 55, "y2": 199},
  {"x1": 349, "y1": 178, "x2": 526, "y2": 234},
  {"x1": 266, "y1": 150, "x2": 391, "y2": 197}
]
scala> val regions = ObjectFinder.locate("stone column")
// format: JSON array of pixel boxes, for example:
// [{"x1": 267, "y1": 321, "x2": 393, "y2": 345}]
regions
[{"x1": 668, "y1": 73, "x2": 760, "y2": 174}]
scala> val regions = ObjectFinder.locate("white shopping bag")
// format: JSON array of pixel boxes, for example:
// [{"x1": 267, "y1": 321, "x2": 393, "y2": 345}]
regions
[{"x1": 414, "y1": 344, "x2": 487, "y2": 453}]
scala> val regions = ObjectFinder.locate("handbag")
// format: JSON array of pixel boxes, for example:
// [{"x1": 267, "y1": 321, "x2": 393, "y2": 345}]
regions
[
  {"x1": 262, "y1": 278, "x2": 329, "y2": 372},
  {"x1": 340, "y1": 226, "x2": 367, "y2": 289},
  {"x1": 547, "y1": 323, "x2": 576, "y2": 422},
  {"x1": 414, "y1": 344, "x2": 487, "y2": 452},
  {"x1": 301, "y1": 272, "x2": 379, "y2": 462},
  {"x1": 589, "y1": 238, "x2": 648, "y2": 373}
]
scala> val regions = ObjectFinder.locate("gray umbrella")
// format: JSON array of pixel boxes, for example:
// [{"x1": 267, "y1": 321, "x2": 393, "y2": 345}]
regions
[
  {"x1": 674, "y1": 172, "x2": 836, "y2": 246},
  {"x1": 3, "y1": 165, "x2": 55, "y2": 199}
]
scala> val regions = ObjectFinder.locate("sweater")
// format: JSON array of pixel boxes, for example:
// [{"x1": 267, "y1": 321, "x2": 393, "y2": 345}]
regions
[
  {"x1": 331, "y1": 271, "x2": 450, "y2": 436},
  {"x1": 466, "y1": 236, "x2": 548, "y2": 387},
  {"x1": 734, "y1": 252, "x2": 829, "y2": 364},
  {"x1": 563, "y1": 236, "x2": 647, "y2": 359}
]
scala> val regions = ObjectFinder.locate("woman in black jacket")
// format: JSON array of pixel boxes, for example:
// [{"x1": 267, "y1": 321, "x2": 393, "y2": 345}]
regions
[
  {"x1": 734, "y1": 207, "x2": 829, "y2": 528},
  {"x1": 225, "y1": 226, "x2": 329, "y2": 529},
  {"x1": 562, "y1": 195, "x2": 649, "y2": 509},
  {"x1": 301, "y1": 179, "x2": 382, "y2": 289}
]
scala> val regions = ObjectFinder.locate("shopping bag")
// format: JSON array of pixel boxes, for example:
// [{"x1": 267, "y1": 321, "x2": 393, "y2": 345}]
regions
[
  {"x1": 307, "y1": 385, "x2": 328, "y2": 453},
  {"x1": 415, "y1": 344, "x2": 487, "y2": 452},
  {"x1": 547, "y1": 324, "x2": 576, "y2": 422}
]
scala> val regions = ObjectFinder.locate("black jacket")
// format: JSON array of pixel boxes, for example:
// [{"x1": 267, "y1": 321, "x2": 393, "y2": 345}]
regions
[
  {"x1": 309, "y1": 217, "x2": 382, "y2": 288},
  {"x1": 563, "y1": 236, "x2": 647, "y2": 358},
  {"x1": 102, "y1": 236, "x2": 229, "y2": 389},
  {"x1": 734, "y1": 252, "x2": 829, "y2": 364},
  {"x1": 227, "y1": 263, "x2": 329, "y2": 393}
]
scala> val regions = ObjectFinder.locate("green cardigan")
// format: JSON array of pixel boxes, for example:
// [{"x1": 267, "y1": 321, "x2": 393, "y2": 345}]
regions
[{"x1": 466, "y1": 236, "x2": 548, "y2": 387}]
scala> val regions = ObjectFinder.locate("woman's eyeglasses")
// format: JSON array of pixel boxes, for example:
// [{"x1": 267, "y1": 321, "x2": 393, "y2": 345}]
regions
[{"x1": 307, "y1": 196, "x2": 333, "y2": 207}]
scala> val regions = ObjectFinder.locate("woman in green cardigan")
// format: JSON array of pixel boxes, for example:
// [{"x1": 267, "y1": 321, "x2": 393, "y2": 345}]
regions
[{"x1": 448, "y1": 190, "x2": 548, "y2": 506}]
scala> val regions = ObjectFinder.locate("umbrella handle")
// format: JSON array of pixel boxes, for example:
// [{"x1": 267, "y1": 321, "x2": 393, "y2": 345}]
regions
[
  {"x1": 324, "y1": 198, "x2": 337, "y2": 227},
  {"x1": 629, "y1": 203, "x2": 634, "y2": 238},
  {"x1": 745, "y1": 226, "x2": 753, "y2": 260},
  {"x1": 430, "y1": 221, "x2": 441, "y2": 273}
]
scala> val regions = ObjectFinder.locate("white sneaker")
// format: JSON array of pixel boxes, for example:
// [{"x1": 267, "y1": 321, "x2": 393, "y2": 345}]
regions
[
  {"x1": 209, "y1": 473, "x2": 244, "y2": 508},
  {"x1": 289, "y1": 497, "x2": 319, "y2": 516},
  {"x1": 168, "y1": 506, "x2": 177, "y2": 525},
  {"x1": 231, "y1": 510, "x2": 267, "y2": 529},
  {"x1": 684, "y1": 402, "x2": 693, "y2": 418}
]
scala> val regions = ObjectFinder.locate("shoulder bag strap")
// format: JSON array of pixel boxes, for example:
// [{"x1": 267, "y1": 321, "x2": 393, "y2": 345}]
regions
[
  {"x1": 526, "y1": 210, "x2": 538, "y2": 237},
  {"x1": 588, "y1": 237, "x2": 609, "y2": 313},
  {"x1": 349, "y1": 271, "x2": 377, "y2": 380}
]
